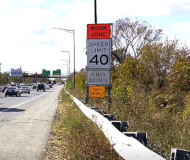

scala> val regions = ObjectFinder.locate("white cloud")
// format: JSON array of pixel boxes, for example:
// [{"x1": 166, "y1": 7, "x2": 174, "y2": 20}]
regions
[
  {"x1": 11, "y1": 7, "x2": 55, "y2": 33},
  {"x1": 169, "y1": 22, "x2": 190, "y2": 47},
  {"x1": 0, "y1": 0, "x2": 16, "y2": 14},
  {"x1": 97, "y1": 0, "x2": 190, "y2": 21},
  {"x1": 23, "y1": 0, "x2": 44, "y2": 5},
  {"x1": 172, "y1": 22, "x2": 190, "y2": 33}
]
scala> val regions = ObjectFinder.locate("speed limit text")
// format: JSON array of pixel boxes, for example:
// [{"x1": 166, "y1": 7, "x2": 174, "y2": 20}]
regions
[{"x1": 89, "y1": 41, "x2": 109, "y2": 53}]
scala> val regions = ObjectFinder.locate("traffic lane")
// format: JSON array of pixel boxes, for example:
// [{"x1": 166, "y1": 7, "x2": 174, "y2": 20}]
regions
[
  {"x1": 0, "y1": 87, "x2": 35, "y2": 99},
  {"x1": 0, "y1": 88, "x2": 58, "y2": 127},
  {"x1": 0, "y1": 84, "x2": 60, "y2": 111},
  {"x1": 0, "y1": 91, "x2": 6, "y2": 99},
  {"x1": 0, "y1": 90, "x2": 49, "y2": 127},
  {"x1": 0, "y1": 85, "x2": 63, "y2": 160},
  {"x1": 0, "y1": 83, "x2": 60, "y2": 101},
  {"x1": 0, "y1": 89, "x2": 49, "y2": 110},
  {"x1": 0, "y1": 83, "x2": 59, "y2": 99}
]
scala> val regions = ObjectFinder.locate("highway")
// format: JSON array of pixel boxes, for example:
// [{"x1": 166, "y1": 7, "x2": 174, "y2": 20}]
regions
[{"x1": 0, "y1": 84, "x2": 63, "y2": 160}]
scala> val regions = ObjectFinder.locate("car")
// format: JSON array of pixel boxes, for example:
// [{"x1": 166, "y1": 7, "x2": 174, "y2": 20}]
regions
[
  {"x1": 32, "y1": 84, "x2": 37, "y2": 89},
  {"x1": 2, "y1": 86, "x2": 8, "y2": 92},
  {"x1": 37, "y1": 84, "x2": 45, "y2": 92},
  {"x1": 5, "y1": 87, "x2": 22, "y2": 97},
  {"x1": 32, "y1": 85, "x2": 37, "y2": 89},
  {"x1": 21, "y1": 86, "x2": 30, "y2": 94},
  {"x1": 44, "y1": 84, "x2": 50, "y2": 90}
]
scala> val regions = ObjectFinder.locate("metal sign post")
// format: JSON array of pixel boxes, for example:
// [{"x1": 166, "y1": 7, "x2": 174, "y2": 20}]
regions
[{"x1": 94, "y1": 0, "x2": 97, "y2": 24}]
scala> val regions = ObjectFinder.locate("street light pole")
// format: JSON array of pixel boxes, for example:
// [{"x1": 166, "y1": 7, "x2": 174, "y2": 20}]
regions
[
  {"x1": 73, "y1": 30, "x2": 76, "y2": 88},
  {"x1": 60, "y1": 51, "x2": 70, "y2": 75},
  {"x1": 59, "y1": 59, "x2": 69, "y2": 76},
  {"x1": 53, "y1": 27, "x2": 76, "y2": 88}
]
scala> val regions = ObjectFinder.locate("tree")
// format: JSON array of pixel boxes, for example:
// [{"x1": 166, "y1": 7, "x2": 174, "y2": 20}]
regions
[
  {"x1": 112, "y1": 17, "x2": 163, "y2": 66},
  {"x1": 168, "y1": 56, "x2": 190, "y2": 92},
  {"x1": 139, "y1": 39, "x2": 179, "y2": 89},
  {"x1": 112, "y1": 56, "x2": 153, "y2": 101}
]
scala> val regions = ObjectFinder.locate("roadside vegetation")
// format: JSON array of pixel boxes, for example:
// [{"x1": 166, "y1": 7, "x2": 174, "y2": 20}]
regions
[
  {"x1": 44, "y1": 89, "x2": 122, "y2": 160},
  {"x1": 66, "y1": 17, "x2": 190, "y2": 159}
]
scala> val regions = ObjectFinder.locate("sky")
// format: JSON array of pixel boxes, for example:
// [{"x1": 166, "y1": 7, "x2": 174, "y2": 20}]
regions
[{"x1": 0, "y1": 0, "x2": 190, "y2": 75}]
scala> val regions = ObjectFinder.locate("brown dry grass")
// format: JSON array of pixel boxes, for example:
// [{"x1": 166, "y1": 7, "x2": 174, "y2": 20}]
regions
[{"x1": 43, "y1": 89, "x2": 123, "y2": 160}]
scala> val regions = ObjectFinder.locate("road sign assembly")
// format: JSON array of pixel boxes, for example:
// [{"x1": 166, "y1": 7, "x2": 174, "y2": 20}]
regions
[{"x1": 86, "y1": 23, "x2": 112, "y2": 102}]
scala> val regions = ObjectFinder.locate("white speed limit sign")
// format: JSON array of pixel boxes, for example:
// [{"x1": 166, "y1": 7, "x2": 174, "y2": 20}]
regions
[{"x1": 87, "y1": 39, "x2": 111, "y2": 69}]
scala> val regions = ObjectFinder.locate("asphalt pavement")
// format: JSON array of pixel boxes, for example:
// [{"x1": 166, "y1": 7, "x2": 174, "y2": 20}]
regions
[{"x1": 0, "y1": 85, "x2": 63, "y2": 160}]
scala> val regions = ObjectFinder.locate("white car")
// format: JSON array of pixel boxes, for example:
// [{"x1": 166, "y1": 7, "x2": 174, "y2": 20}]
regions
[
  {"x1": 21, "y1": 86, "x2": 30, "y2": 94},
  {"x1": 44, "y1": 84, "x2": 50, "y2": 90}
]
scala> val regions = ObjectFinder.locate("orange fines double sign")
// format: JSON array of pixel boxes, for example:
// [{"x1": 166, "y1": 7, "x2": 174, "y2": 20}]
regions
[
  {"x1": 89, "y1": 86, "x2": 106, "y2": 98},
  {"x1": 87, "y1": 24, "x2": 110, "y2": 39}
]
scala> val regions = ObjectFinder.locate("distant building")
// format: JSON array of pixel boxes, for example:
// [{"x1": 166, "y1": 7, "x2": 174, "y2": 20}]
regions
[{"x1": 11, "y1": 67, "x2": 22, "y2": 77}]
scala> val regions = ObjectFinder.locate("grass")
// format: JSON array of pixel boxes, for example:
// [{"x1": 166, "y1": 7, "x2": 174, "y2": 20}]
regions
[{"x1": 43, "y1": 89, "x2": 123, "y2": 160}]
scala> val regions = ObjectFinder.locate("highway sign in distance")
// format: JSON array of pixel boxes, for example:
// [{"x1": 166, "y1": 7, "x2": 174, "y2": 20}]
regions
[
  {"x1": 87, "y1": 24, "x2": 111, "y2": 39},
  {"x1": 89, "y1": 86, "x2": 106, "y2": 98},
  {"x1": 87, "y1": 39, "x2": 111, "y2": 69},
  {"x1": 87, "y1": 70, "x2": 110, "y2": 86},
  {"x1": 42, "y1": 69, "x2": 50, "y2": 77},
  {"x1": 53, "y1": 69, "x2": 61, "y2": 76}
]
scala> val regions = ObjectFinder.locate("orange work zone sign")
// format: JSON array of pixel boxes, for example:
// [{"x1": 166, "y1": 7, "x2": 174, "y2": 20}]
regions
[
  {"x1": 89, "y1": 86, "x2": 106, "y2": 98},
  {"x1": 87, "y1": 24, "x2": 111, "y2": 39}
]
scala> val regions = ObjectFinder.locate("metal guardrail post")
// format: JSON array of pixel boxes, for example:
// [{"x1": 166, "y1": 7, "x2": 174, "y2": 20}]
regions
[
  {"x1": 123, "y1": 132, "x2": 147, "y2": 146},
  {"x1": 170, "y1": 148, "x2": 190, "y2": 160},
  {"x1": 111, "y1": 121, "x2": 121, "y2": 131}
]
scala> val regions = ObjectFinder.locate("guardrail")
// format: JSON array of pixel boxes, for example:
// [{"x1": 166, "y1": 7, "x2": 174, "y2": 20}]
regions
[{"x1": 64, "y1": 88, "x2": 190, "y2": 160}]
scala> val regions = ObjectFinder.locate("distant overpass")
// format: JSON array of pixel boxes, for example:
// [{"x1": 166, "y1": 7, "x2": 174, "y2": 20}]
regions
[{"x1": 23, "y1": 73, "x2": 68, "y2": 79}]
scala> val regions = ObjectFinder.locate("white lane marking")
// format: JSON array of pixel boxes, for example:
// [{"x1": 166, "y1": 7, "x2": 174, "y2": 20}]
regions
[
  {"x1": 0, "y1": 92, "x2": 49, "y2": 113},
  {"x1": 0, "y1": 97, "x2": 7, "y2": 101}
]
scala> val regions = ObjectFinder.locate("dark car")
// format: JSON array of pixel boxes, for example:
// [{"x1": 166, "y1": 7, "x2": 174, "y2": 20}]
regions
[
  {"x1": 2, "y1": 86, "x2": 8, "y2": 92},
  {"x1": 37, "y1": 84, "x2": 45, "y2": 92},
  {"x1": 49, "y1": 84, "x2": 52, "y2": 88},
  {"x1": 32, "y1": 85, "x2": 37, "y2": 89},
  {"x1": 5, "y1": 87, "x2": 22, "y2": 97}
]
